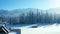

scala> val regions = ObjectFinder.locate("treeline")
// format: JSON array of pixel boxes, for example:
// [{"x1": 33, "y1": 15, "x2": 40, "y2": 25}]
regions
[{"x1": 0, "y1": 9, "x2": 60, "y2": 24}]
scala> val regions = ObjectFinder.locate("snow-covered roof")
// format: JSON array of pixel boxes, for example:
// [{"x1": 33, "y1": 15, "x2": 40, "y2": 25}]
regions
[{"x1": 0, "y1": 24, "x2": 9, "y2": 34}]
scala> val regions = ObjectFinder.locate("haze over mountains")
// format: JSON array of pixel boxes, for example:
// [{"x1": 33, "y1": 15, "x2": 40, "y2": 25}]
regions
[{"x1": 0, "y1": 8, "x2": 60, "y2": 17}]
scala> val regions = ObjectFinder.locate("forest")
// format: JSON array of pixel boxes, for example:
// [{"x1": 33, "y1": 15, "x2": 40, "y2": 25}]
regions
[{"x1": 0, "y1": 8, "x2": 60, "y2": 25}]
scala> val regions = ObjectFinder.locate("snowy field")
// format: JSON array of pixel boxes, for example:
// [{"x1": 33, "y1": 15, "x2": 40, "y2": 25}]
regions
[
  {"x1": 8, "y1": 23, "x2": 60, "y2": 34},
  {"x1": 9, "y1": 32, "x2": 16, "y2": 34},
  {"x1": 21, "y1": 24, "x2": 60, "y2": 34}
]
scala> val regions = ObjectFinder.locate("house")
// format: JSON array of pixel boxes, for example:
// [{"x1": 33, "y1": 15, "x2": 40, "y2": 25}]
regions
[{"x1": 0, "y1": 24, "x2": 9, "y2": 34}]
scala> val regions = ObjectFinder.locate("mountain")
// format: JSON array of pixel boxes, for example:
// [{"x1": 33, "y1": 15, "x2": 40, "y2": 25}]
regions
[
  {"x1": 0, "y1": 9, "x2": 8, "y2": 15},
  {"x1": 47, "y1": 8, "x2": 60, "y2": 14},
  {"x1": 0, "y1": 8, "x2": 60, "y2": 17}
]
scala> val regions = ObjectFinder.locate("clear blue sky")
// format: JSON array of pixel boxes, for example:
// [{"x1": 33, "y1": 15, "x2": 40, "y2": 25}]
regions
[{"x1": 0, "y1": 0, "x2": 59, "y2": 10}]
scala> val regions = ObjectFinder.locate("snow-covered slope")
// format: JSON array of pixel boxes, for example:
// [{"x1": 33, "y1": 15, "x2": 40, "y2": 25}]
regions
[{"x1": 21, "y1": 24, "x2": 60, "y2": 34}]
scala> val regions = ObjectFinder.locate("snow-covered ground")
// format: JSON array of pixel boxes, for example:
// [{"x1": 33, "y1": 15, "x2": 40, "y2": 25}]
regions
[
  {"x1": 9, "y1": 32, "x2": 16, "y2": 34},
  {"x1": 8, "y1": 23, "x2": 60, "y2": 34},
  {"x1": 21, "y1": 24, "x2": 60, "y2": 34}
]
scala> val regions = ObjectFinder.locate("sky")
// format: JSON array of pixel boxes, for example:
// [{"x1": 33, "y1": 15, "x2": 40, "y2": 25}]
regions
[{"x1": 0, "y1": 0, "x2": 60, "y2": 10}]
